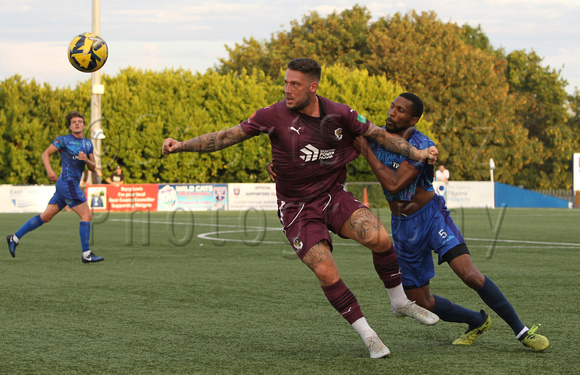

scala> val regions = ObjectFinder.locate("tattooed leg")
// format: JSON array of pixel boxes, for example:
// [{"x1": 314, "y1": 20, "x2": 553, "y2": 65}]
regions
[
  {"x1": 339, "y1": 208, "x2": 392, "y2": 252},
  {"x1": 302, "y1": 240, "x2": 340, "y2": 287}
]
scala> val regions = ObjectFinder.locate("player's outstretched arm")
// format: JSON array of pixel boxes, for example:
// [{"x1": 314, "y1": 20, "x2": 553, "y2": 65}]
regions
[
  {"x1": 162, "y1": 125, "x2": 253, "y2": 156},
  {"x1": 363, "y1": 123, "x2": 438, "y2": 164}
]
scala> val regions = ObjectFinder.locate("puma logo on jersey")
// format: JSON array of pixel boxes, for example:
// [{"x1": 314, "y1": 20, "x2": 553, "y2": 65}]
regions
[
  {"x1": 290, "y1": 126, "x2": 301, "y2": 135},
  {"x1": 300, "y1": 144, "x2": 335, "y2": 162}
]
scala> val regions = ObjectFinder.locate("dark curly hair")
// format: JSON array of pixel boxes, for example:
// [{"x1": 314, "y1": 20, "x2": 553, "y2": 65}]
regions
[{"x1": 65, "y1": 111, "x2": 85, "y2": 127}]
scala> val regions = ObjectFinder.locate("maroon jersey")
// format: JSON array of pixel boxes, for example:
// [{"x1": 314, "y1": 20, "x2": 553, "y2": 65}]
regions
[{"x1": 240, "y1": 96, "x2": 369, "y2": 202}]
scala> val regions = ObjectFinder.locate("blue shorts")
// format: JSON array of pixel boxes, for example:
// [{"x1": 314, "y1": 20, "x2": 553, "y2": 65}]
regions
[
  {"x1": 48, "y1": 179, "x2": 87, "y2": 210},
  {"x1": 278, "y1": 186, "x2": 366, "y2": 260},
  {"x1": 391, "y1": 195, "x2": 464, "y2": 288}
]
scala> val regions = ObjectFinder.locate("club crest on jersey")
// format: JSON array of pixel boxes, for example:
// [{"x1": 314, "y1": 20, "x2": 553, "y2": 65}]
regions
[
  {"x1": 334, "y1": 128, "x2": 343, "y2": 140},
  {"x1": 293, "y1": 237, "x2": 303, "y2": 251},
  {"x1": 300, "y1": 144, "x2": 335, "y2": 162}
]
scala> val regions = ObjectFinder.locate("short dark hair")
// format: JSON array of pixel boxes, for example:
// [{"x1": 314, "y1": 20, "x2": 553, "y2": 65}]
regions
[
  {"x1": 399, "y1": 93, "x2": 423, "y2": 119},
  {"x1": 65, "y1": 111, "x2": 85, "y2": 127},
  {"x1": 287, "y1": 58, "x2": 321, "y2": 81}
]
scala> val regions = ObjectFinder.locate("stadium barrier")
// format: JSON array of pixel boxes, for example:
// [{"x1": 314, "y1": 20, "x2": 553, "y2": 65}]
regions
[
  {"x1": 494, "y1": 182, "x2": 572, "y2": 208},
  {"x1": 346, "y1": 181, "x2": 572, "y2": 209},
  {"x1": 1, "y1": 182, "x2": 572, "y2": 213},
  {"x1": 85, "y1": 183, "x2": 278, "y2": 212},
  {"x1": 0, "y1": 185, "x2": 56, "y2": 213}
]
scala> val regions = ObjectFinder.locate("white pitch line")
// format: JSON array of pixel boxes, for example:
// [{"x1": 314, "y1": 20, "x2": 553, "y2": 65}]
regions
[
  {"x1": 465, "y1": 237, "x2": 580, "y2": 247},
  {"x1": 107, "y1": 218, "x2": 580, "y2": 248}
]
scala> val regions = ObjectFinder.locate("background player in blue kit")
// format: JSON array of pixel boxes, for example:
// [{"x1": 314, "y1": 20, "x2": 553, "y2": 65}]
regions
[
  {"x1": 354, "y1": 92, "x2": 549, "y2": 352},
  {"x1": 6, "y1": 111, "x2": 104, "y2": 264}
]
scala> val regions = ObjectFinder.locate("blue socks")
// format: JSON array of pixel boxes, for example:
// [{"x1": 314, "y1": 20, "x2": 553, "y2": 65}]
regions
[
  {"x1": 79, "y1": 221, "x2": 91, "y2": 252},
  {"x1": 477, "y1": 276, "x2": 525, "y2": 336},
  {"x1": 433, "y1": 295, "x2": 484, "y2": 327},
  {"x1": 15, "y1": 215, "x2": 44, "y2": 239},
  {"x1": 15, "y1": 215, "x2": 91, "y2": 254}
]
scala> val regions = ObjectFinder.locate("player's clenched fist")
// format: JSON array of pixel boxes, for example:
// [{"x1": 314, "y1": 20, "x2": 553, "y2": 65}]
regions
[
  {"x1": 162, "y1": 138, "x2": 183, "y2": 155},
  {"x1": 427, "y1": 146, "x2": 438, "y2": 165}
]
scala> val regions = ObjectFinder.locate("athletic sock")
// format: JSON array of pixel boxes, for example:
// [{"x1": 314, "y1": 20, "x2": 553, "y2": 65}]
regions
[
  {"x1": 321, "y1": 278, "x2": 364, "y2": 324},
  {"x1": 372, "y1": 245, "x2": 408, "y2": 309},
  {"x1": 433, "y1": 295, "x2": 485, "y2": 327},
  {"x1": 15, "y1": 215, "x2": 45, "y2": 240},
  {"x1": 351, "y1": 317, "x2": 378, "y2": 342},
  {"x1": 79, "y1": 221, "x2": 91, "y2": 252},
  {"x1": 372, "y1": 245, "x2": 402, "y2": 288},
  {"x1": 386, "y1": 284, "x2": 409, "y2": 310},
  {"x1": 477, "y1": 276, "x2": 525, "y2": 336}
]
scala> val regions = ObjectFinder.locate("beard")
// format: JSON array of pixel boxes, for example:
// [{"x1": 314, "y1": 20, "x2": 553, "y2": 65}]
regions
[
  {"x1": 385, "y1": 119, "x2": 402, "y2": 133},
  {"x1": 286, "y1": 95, "x2": 310, "y2": 112}
]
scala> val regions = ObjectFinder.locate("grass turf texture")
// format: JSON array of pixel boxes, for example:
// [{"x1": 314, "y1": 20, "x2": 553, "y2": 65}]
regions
[{"x1": 1, "y1": 208, "x2": 579, "y2": 374}]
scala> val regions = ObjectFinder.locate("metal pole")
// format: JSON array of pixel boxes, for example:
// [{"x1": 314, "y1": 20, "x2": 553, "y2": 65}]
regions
[
  {"x1": 91, "y1": 0, "x2": 103, "y2": 183},
  {"x1": 490, "y1": 158, "x2": 495, "y2": 209}
]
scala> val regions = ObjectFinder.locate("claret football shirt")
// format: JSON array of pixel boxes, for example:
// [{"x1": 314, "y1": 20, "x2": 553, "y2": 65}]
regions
[{"x1": 240, "y1": 96, "x2": 369, "y2": 202}]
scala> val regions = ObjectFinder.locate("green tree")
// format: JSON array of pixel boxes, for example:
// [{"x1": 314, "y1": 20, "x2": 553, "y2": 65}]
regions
[
  {"x1": 507, "y1": 50, "x2": 575, "y2": 188},
  {"x1": 99, "y1": 67, "x2": 280, "y2": 184},
  {"x1": 218, "y1": 6, "x2": 572, "y2": 188},
  {"x1": 0, "y1": 76, "x2": 88, "y2": 184},
  {"x1": 219, "y1": 5, "x2": 373, "y2": 79}
]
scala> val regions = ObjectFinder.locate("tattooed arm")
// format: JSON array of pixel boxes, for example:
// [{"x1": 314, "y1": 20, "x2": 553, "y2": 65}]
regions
[
  {"x1": 162, "y1": 125, "x2": 253, "y2": 155},
  {"x1": 363, "y1": 123, "x2": 438, "y2": 164}
]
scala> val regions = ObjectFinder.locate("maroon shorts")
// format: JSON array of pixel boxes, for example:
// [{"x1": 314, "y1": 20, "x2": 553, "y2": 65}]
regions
[{"x1": 277, "y1": 186, "x2": 366, "y2": 260}]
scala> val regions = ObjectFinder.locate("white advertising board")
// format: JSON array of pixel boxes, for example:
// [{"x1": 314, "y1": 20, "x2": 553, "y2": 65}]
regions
[
  {"x1": 574, "y1": 153, "x2": 580, "y2": 192},
  {"x1": 0, "y1": 185, "x2": 56, "y2": 213},
  {"x1": 434, "y1": 181, "x2": 494, "y2": 208},
  {"x1": 228, "y1": 183, "x2": 277, "y2": 211}
]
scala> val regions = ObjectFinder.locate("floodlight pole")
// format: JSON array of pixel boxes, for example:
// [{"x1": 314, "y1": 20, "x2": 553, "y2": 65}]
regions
[{"x1": 90, "y1": 0, "x2": 104, "y2": 183}]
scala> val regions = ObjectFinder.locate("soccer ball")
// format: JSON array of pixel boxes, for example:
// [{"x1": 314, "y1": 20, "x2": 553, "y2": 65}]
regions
[{"x1": 68, "y1": 32, "x2": 108, "y2": 73}]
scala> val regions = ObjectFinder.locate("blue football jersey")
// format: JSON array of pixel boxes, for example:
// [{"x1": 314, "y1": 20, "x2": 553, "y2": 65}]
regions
[
  {"x1": 370, "y1": 128, "x2": 435, "y2": 202},
  {"x1": 52, "y1": 134, "x2": 94, "y2": 183}
]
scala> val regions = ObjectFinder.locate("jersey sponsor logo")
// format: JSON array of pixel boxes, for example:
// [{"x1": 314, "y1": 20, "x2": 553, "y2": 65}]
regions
[
  {"x1": 391, "y1": 161, "x2": 400, "y2": 169},
  {"x1": 290, "y1": 126, "x2": 302, "y2": 135},
  {"x1": 356, "y1": 114, "x2": 367, "y2": 124},
  {"x1": 441, "y1": 235, "x2": 456, "y2": 246},
  {"x1": 247, "y1": 112, "x2": 257, "y2": 123},
  {"x1": 300, "y1": 144, "x2": 335, "y2": 162},
  {"x1": 334, "y1": 128, "x2": 343, "y2": 140}
]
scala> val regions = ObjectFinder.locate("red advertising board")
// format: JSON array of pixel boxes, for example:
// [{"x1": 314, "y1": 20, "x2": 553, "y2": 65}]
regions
[{"x1": 86, "y1": 184, "x2": 158, "y2": 212}]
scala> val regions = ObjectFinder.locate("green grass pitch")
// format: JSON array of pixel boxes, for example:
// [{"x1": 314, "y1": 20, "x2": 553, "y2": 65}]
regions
[{"x1": 1, "y1": 208, "x2": 579, "y2": 374}]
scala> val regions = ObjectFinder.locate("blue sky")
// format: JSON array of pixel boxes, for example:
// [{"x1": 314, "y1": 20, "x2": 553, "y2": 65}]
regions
[{"x1": 1, "y1": 0, "x2": 579, "y2": 94}]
